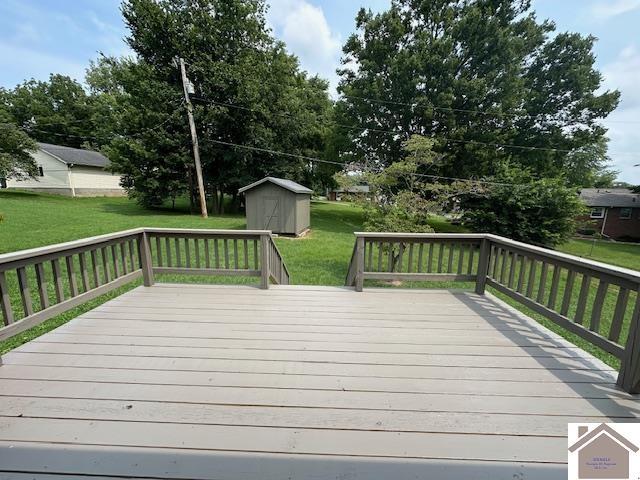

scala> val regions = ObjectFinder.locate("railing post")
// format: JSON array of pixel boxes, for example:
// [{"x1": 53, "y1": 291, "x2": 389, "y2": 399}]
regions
[
  {"x1": 260, "y1": 233, "x2": 270, "y2": 290},
  {"x1": 475, "y1": 237, "x2": 490, "y2": 295},
  {"x1": 138, "y1": 232, "x2": 154, "y2": 287},
  {"x1": 355, "y1": 235, "x2": 365, "y2": 292},
  {"x1": 617, "y1": 291, "x2": 640, "y2": 393}
]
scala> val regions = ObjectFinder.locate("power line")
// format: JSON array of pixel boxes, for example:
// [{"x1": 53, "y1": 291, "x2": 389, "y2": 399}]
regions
[{"x1": 192, "y1": 95, "x2": 640, "y2": 158}]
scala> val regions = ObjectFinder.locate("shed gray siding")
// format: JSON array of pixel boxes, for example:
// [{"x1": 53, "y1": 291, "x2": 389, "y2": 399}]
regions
[{"x1": 244, "y1": 183, "x2": 311, "y2": 235}]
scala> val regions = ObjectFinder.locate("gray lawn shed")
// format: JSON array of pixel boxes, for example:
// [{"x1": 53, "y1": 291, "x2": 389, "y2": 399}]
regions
[{"x1": 239, "y1": 177, "x2": 312, "y2": 235}]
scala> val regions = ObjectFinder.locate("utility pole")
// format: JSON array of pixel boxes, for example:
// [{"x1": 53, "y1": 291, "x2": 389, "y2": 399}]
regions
[{"x1": 178, "y1": 57, "x2": 208, "y2": 218}]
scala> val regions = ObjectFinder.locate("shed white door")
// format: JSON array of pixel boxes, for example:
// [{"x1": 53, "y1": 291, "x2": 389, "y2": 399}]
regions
[{"x1": 262, "y1": 197, "x2": 281, "y2": 231}]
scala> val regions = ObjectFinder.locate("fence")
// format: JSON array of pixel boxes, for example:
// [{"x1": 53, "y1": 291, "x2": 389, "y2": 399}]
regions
[
  {"x1": 345, "y1": 232, "x2": 640, "y2": 393},
  {"x1": 0, "y1": 228, "x2": 288, "y2": 341}
]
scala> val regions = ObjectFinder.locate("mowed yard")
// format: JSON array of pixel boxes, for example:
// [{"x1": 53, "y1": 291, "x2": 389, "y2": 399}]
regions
[{"x1": 2, "y1": 190, "x2": 640, "y2": 367}]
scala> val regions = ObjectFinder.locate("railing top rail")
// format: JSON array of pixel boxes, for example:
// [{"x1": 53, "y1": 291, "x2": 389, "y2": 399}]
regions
[
  {"x1": 0, "y1": 228, "x2": 145, "y2": 266},
  {"x1": 0, "y1": 227, "x2": 276, "y2": 267},
  {"x1": 144, "y1": 228, "x2": 273, "y2": 236},
  {"x1": 354, "y1": 232, "x2": 487, "y2": 239},
  {"x1": 486, "y1": 234, "x2": 640, "y2": 285},
  {"x1": 353, "y1": 232, "x2": 640, "y2": 285}
]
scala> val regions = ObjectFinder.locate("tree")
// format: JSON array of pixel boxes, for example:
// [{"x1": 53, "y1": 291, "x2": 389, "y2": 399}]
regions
[
  {"x1": 459, "y1": 168, "x2": 585, "y2": 247},
  {"x1": 0, "y1": 109, "x2": 38, "y2": 181},
  {"x1": 1, "y1": 75, "x2": 96, "y2": 148},
  {"x1": 334, "y1": 0, "x2": 619, "y2": 186},
  {"x1": 117, "y1": 0, "x2": 334, "y2": 212}
]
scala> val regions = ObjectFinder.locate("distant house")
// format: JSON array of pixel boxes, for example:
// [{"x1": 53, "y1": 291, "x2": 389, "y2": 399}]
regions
[
  {"x1": 568, "y1": 423, "x2": 638, "y2": 479},
  {"x1": 579, "y1": 188, "x2": 640, "y2": 240},
  {"x1": 327, "y1": 185, "x2": 370, "y2": 201},
  {"x1": 4, "y1": 142, "x2": 124, "y2": 197},
  {"x1": 239, "y1": 177, "x2": 312, "y2": 236}
]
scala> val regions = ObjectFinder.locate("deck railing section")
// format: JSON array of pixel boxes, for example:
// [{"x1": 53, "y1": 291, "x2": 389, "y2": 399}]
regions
[
  {"x1": 0, "y1": 228, "x2": 288, "y2": 342},
  {"x1": 345, "y1": 233, "x2": 486, "y2": 292},
  {"x1": 0, "y1": 229, "x2": 144, "y2": 341},
  {"x1": 346, "y1": 232, "x2": 640, "y2": 393}
]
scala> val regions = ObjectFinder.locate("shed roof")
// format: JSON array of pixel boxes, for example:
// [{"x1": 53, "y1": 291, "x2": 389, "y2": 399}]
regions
[
  {"x1": 579, "y1": 188, "x2": 640, "y2": 208},
  {"x1": 38, "y1": 142, "x2": 110, "y2": 168},
  {"x1": 238, "y1": 177, "x2": 312, "y2": 194}
]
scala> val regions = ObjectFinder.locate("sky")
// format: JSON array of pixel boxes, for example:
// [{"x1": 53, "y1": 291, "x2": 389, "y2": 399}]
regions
[{"x1": 0, "y1": 0, "x2": 638, "y2": 183}]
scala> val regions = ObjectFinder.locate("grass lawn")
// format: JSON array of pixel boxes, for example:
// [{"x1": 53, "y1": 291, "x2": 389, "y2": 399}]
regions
[{"x1": 1, "y1": 190, "x2": 639, "y2": 369}]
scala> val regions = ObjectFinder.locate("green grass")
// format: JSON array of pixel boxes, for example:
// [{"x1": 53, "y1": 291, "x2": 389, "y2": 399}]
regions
[{"x1": 1, "y1": 190, "x2": 639, "y2": 369}]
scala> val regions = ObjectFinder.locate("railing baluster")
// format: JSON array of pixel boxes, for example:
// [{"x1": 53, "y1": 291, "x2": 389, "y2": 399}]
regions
[
  {"x1": 560, "y1": 270, "x2": 577, "y2": 316},
  {"x1": 195, "y1": 239, "x2": 201, "y2": 269},
  {"x1": 66, "y1": 255, "x2": 79, "y2": 297},
  {"x1": 407, "y1": 243, "x2": 414, "y2": 273},
  {"x1": 491, "y1": 247, "x2": 501, "y2": 279},
  {"x1": 387, "y1": 242, "x2": 394, "y2": 272},
  {"x1": 233, "y1": 239, "x2": 239, "y2": 269},
  {"x1": 516, "y1": 255, "x2": 526, "y2": 293},
  {"x1": 243, "y1": 239, "x2": 249, "y2": 269},
  {"x1": 467, "y1": 245, "x2": 475, "y2": 275},
  {"x1": 214, "y1": 239, "x2": 220, "y2": 268},
  {"x1": 35, "y1": 263, "x2": 49, "y2": 310},
  {"x1": 101, "y1": 247, "x2": 111, "y2": 283},
  {"x1": 417, "y1": 243, "x2": 424, "y2": 273},
  {"x1": 79, "y1": 252, "x2": 90, "y2": 292},
  {"x1": 128, "y1": 239, "x2": 136, "y2": 269},
  {"x1": 185, "y1": 238, "x2": 191, "y2": 268},
  {"x1": 90, "y1": 250, "x2": 101, "y2": 287},
  {"x1": 52, "y1": 259, "x2": 65, "y2": 301},
  {"x1": 447, "y1": 244, "x2": 454, "y2": 273},
  {"x1": 437, "y1": 244, "x2": 444, "y2": 273},
  {"x1": 425, "y1": 243, "x2": 433, "y2": 273},
  {"x1": 253, "y1": 239, "x2": 258, "y2": 270},
  {"x1": 377, "y1": 242, "x2": 383, "y2": 272},
  {"x1": 547, "y1": 265, "x2": 561, "y2": 310},
  {"x1": 224, "y1": 239, "x2": 230, "y2": 269},
  {"x1": 175, "y1": 238, "x2": 181, "y2": 267},
  {"x1": 590, "y1": 280, "x2": 609, "y2": 333},
  {"x1": 526, "y1": 259, "x2": 537, "y2": 298},
  {"x1": 120, "y1": 243, "x2": 128, "y2": 274},
  {"x1": 536, "y1": 262, "x2": 549, "y2": 303},
  {"x1": 165, "y1": 237, "x2": 172, "y2": 267},
  {"x1": 499, "y1": 249, "x2": 509, "y2": 284},
  {"x1": 17, "y1": 267, "x2": 34, "y2": 317},
  {"x1": 574, "y1": 275, "x2": 591, "y2": 325},
  {"x1": 368, "y1": 241, "x2": 375, "y2": 272},
  {"x1": 457, "y1": 244, "x2": 465, "y2": 275},
  {"x1": 610, "y1": 287, "x2": 630, "y2": 342},
  {"x1": 205, "y1": 239, "x2": 211, "y2": 269},
  {"x1": 0, "y1": 271, "x2": 14, "y2": 325},
  {"x1": 507, "y1": 252, "x2": 518, "y2": 289},
  {"x1": 155, "y1": 237, "x2": 163, "y2": 267},
  {"x1": 111, "y1": 246, "x2": 121, "y2": 279}
]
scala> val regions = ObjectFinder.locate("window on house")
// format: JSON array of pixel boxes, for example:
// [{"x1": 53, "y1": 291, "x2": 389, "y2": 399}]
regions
[
  {"x1": 37, "y1": 166, "x2": 44, "y2": 177},
  {"x1": 620, "y1": 208, "x2": 632, "y2": 219},
  {"x1": 590, "y1": 207, "x2": 605, "y2": 219}
]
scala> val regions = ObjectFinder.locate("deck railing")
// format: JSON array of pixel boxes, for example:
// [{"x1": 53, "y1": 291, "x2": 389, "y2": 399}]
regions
[
  {"x1": 346, "y1": 232, "x2": 640, "y2": 393},
  {"x1": 0, "y1": 228, "x2": 288, "y2": 341}
]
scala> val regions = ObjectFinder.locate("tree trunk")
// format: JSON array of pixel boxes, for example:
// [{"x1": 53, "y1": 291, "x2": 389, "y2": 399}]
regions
[{"x1": 218, "y1": 189, "x2": 225, "y2": 215}]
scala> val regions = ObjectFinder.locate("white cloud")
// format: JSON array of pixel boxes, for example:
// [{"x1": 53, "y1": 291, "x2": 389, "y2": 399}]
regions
[
  {"x1": 267, "y1": 0, "x2": 342, "y2": 93},
  {"x1": 590, "y1": 0, "x2": 640, "y2": 20},
  {"x1": 600, "y1": 44, "x2": 640, "y2": 184}
]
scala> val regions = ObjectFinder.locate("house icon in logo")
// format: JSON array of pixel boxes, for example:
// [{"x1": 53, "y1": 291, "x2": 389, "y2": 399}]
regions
[{"x1": 569, "y1": 424, "x2": 639, "y2": 479}]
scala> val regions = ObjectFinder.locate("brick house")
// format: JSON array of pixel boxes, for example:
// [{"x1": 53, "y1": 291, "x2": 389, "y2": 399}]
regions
[{"x1": 579, "y1": 188, "x2": 640, "y2": 240}]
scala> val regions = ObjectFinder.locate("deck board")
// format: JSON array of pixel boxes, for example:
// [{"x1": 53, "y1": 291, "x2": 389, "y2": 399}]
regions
[{"x1": 0, "y1": 284, "x2": 638, "y2": 479}]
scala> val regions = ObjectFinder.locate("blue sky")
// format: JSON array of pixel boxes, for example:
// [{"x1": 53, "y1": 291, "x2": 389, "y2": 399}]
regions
[{"x1": 0, "y1": 0, "x2": 639, "y2": 183}]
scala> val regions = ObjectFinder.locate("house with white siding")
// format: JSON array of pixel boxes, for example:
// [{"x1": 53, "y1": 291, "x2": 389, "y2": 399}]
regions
[{"x1": 3, "y1": 142, "x2": 124, "y2": 197}]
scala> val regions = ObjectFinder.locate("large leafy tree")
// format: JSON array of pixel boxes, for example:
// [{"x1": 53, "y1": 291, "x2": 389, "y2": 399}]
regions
[
  {"x1": 335, "y1": 0, "x2": 619, "y2": 187},
  {"x1": 1, "y1": 75, "x2": 96, "y2": 148},
  {"x1": 112, "y1": 0, "x2": 333, "y2": 211},
  {"x1": 0, "y1": 109, "x2": 38, "y2": 181}
]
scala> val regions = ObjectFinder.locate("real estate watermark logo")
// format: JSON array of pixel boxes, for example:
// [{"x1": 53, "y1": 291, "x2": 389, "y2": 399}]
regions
[{"x1": 568, "y1": 423, "x2": 640, "y2": 479}]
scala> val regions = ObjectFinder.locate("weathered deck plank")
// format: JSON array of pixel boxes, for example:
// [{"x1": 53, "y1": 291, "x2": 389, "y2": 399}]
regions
[{"x1": 0, "y1": 284, "x2": 637, "y2": 480}]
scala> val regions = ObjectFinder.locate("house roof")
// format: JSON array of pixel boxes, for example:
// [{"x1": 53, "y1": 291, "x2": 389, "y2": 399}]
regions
[
  {"x1": 38, "y1": 142, "x2": 110, "y2": 169},
  {"x1": 331, "y1": 185, "x2": 370, "y2": 193},
  {"x1": 569, "y1": 423, "x2": 639, "y2": 453},
  {"x1": 238, "y1": 177, "x2": 312, "y2": 194},
  {"x1": 579, "y1": 188, "x2": 640, "y2": 208}
]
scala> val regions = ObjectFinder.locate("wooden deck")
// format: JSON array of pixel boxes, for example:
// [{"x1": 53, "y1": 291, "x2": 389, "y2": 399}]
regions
[{"x1": 0, "y1": 283, "x2": 638, "y2": 479}]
